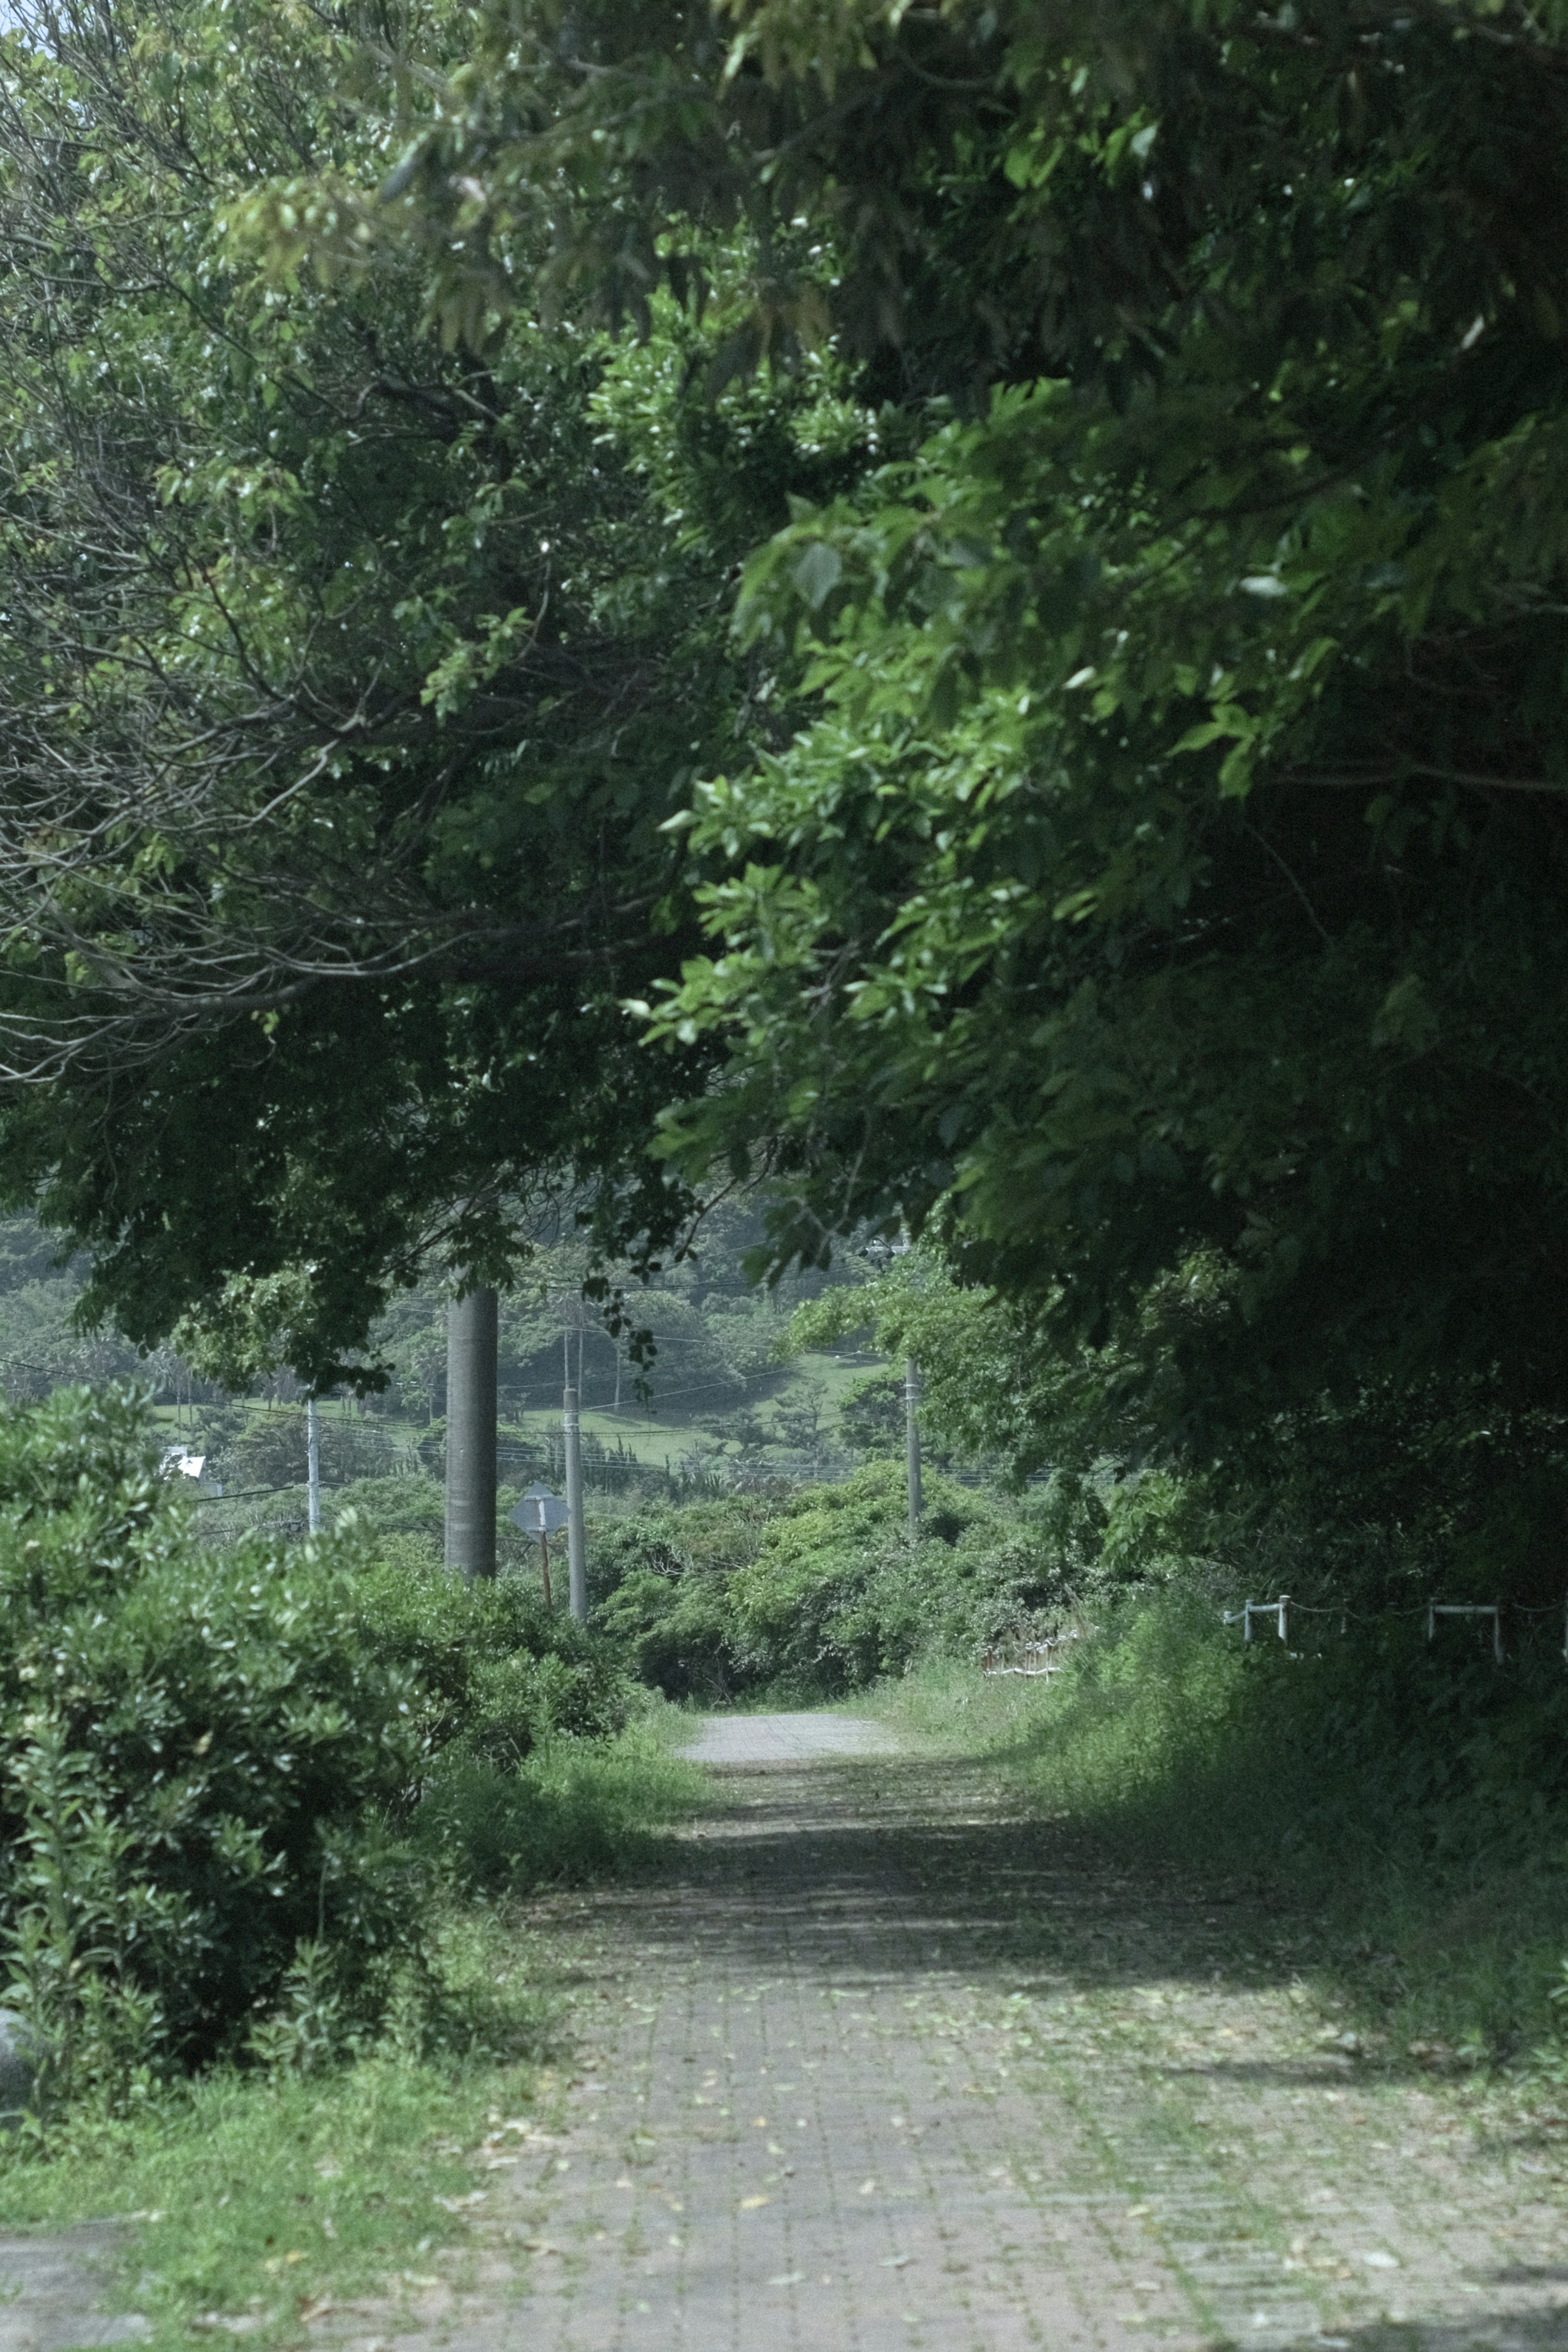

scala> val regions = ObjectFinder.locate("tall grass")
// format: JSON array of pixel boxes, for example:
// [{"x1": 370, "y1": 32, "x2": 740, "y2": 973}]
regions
[
  {"x1": 0, "y1": 1898, "x2": 555, "y2": 2352},
  {"x1": 883, "y1": 1595, "x2": 1568, "y2": 2070},
  {"x1": 414, "y1": 1710, "x2": 704, "y2": 1891}
]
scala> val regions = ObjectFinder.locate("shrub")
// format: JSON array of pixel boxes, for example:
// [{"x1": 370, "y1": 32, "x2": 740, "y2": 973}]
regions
[
  {"x1": 337, "y1": 1472, "x2": 444, "y2": 1547},
  {"x1": 355, "y1": 1562, "x2": 631, "y2": 1766},
  {"x1": 0, "y1": 1390, "x2": 428, "y2": 2094},
  {"x1": 729, "y1": 1465, "x2": 1047, "y2": 1692},
  {"x1": 591, "y1": 1466, "x2": 1059, "y2": 1699},
  {"x1": 0, "y1": 1390, "x2": 636, "y2": 2105},
  {"x1": 590, "y1": 1494, "x2": 776, "y2": 1700}
]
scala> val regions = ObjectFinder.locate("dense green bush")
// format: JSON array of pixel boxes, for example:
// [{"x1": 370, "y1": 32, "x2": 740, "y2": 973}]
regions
[
  {"x1": 590, "y1": 1494, "x2": 775, "y2": 1699},
  {"x1": 0, "y1": 1390, "x2": 427, "y2": 2091},
  {"x1": 597, "y1": 1451, "x2": 1218, "y2": 1708},
  {"x1": 356, "y1": 1562, "x2": 629, "y2": 1766},
  {"x1": 0, "y1": 1388, "x2": 635, "y2": 2104},
  {"x1": 334, "y1": 1472, "x2": 445, "y2": 1572},
  {"x1": 592, "y1": 1465, "x2": 1058, "y2": 1699}
]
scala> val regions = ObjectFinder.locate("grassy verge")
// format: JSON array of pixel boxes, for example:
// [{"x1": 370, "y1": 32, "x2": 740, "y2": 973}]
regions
[
  {"x1": 874, "y1": 1600, "x2": 1568, "y2": 2077},
  {"x1": 0, "y1": 1717, "x2": 704, "y2": 2348},
  {"x1": 413, "y1": 1706, "x2": 703, "y2": 1890}
]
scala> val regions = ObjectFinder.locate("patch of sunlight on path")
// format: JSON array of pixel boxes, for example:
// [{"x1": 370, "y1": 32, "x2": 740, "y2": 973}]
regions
[{"x1": 677, "y1": 1711, "x2": 900, "y2": 1764}]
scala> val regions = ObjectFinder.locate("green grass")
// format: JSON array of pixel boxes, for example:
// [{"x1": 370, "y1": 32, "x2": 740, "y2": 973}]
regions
[
  {"x1": 416, "y1": 1708, "x2": 705, "y2": 1891},
  {"x1": 0, "y1": 1904, "x2": 558, "y2": 2349},
  {"x1": 873, "y1": 1602, "x2": 1568, "y2": 2078}
]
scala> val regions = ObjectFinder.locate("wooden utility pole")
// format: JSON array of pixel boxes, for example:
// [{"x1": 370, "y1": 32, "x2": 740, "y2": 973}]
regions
[{"x1": 445, "y1": 1285, "x2": 498, "y2": 1579}]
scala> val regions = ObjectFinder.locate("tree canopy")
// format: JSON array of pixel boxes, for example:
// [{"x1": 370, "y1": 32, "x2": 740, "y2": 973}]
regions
[
  {"x1": 4, "y1": 0, "x2": 1568, "y2": 1441},
  {"x1": 607, "y1": 0, "x2": 1568, "y2": 1430},
  {"x1": 0, "y1": 0, "x2": 861, "y2": 1383}
]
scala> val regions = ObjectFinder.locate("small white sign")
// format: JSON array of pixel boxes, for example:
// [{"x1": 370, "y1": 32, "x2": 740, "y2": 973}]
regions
[{"x1": 511, "y1": 1481, "x2": 570, "y2": 1535}]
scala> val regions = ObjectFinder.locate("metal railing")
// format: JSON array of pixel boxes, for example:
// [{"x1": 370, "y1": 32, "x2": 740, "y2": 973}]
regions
[
  {"x1": 980, "y1": 1630, "x2": 1079, "y2": 1679},
  {"x1": 1221, "y1": 1592, "x2": 1566, "y2": 1665}
]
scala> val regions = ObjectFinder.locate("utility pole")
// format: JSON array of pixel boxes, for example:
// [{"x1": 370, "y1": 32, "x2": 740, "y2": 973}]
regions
[
  {"x1": 905, "y1": 1356, "x2": 923, "y2": 1541},
  {"x1": 306, "y1": 1395, "x2": 321, "y2": 1536},
  {"x1": 445, "y1": 1285, "x2": 498, "y2": 1579},
  {"x1": 563, "y1": 1330, "x2": 588, "y2": 1621}
]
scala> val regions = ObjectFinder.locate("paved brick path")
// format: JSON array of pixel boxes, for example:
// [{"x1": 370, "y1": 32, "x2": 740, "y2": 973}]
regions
[
  {"x1": 0, "y1": 2225, "x2": 149, "y2": 2352},
  {"x1": 677, "y1": 1712, "x2": 900, "y2": 1765},
  {"x1": 382, "y1": 1716, "x2": 1568, "y2": 2352}
]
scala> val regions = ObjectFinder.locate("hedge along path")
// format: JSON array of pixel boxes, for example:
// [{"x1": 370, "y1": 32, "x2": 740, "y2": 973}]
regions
[{"x1": 366, "y1": 1713, "x2": 1567, "y2": 2352}]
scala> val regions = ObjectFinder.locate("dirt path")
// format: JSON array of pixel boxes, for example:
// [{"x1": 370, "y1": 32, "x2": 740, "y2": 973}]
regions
[{"x1": 373, "y1": 1717, "x2": 1566, "y2": 2352}]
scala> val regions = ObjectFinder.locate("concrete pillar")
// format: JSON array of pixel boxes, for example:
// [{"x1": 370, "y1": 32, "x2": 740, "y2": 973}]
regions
[
  {"x1": 905, "y1": 1356, "x2": 922, "y2": 1540},
  {"x1": 563, "y1": 1381, "x2": 588, "y2": 1621},
  {"x1": 445, "y1": 1285, "x2": 497, "y2": 1579}
]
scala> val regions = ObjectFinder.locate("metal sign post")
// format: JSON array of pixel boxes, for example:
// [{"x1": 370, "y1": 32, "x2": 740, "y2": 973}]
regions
[{"x1": 511, "y1": 1483, "x2": 570, "y2": 1608}]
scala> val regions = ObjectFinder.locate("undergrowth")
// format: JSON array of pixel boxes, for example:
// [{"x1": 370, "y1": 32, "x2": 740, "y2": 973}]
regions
[
  {"x1": 414, "y1": 1711, "x2": 703, "y2": 1892},
  {"x1": 591, "y1": 1462, "x2": 1056, "y2": 1701},
  {"x1": 878, "y1": 1596, "x2": 1568, "y2": 2077},
  {"x1": 0, "y1": 1898, "x2": 556, "y2": 2351}
]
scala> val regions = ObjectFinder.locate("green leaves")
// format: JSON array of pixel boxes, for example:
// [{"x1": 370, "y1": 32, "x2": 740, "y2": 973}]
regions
[
  {"x1": 790, "y1": 539, "x2": 842, "y2": 612},
  {"x1": 0, "y1": 1385, "x2": 633, "y2": 2090},
  {"x1": 8, "y1": 0, "x2": 1568, "y2": 1447},
  {"x1": 623, "y1": 0, "x2": 1568, "y2": 1434},
  {"x1": 0, "y1": 2, "x2": 804, "y2": 1376},
  {"x1": 0, "y1": 1389, "x2": 428, "y2": 2076}
]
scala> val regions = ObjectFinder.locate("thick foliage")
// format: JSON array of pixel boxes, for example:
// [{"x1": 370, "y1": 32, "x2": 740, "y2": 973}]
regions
[
  {"x1": 0, "y1": 1388, "x2": 632, "y2": 2100},
  {"x1": 794, "y1": 1243, "x2": 1568, "y2": 1639},
  {"x1": 589, "y1": 1492, "x2": 776, "y2": 1700},
  {"x1": 0, "y1": 0, "x2": 783, "y2": 1382},
  {"x1": 601, "y1": 0, "x2": 1568, "y2": 1431},
  {"x1": 356, "y1": 1561, "x2": 629, "y2": 1767},
  {"x1": 6, "y1": 0, "x2": 1567, "y2": 1445},
  {"x1": 275, "y1": 3, "x2": 1568, "y2": 1437},
  {"x1": 593, "y1": 1464, "x2": 1057, "y2": 1699},
  {"x1": 0, "y1": 1391, "x2": 425, "y2": 2085}
]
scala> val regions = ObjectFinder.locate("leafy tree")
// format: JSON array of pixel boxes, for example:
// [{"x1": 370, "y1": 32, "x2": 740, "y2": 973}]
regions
[
  {"x1": 286, "y1": 0, "x2": 1568, "y2": 1425},
  {"x1": 606, "y1": 0, "x2": 1568, "y2": 1434},
  {"x1": 0, "y1": 1240, "x2": 143, "y2": 1402},
  {"x1": 12, "y1": 0, "x2": 1568, "y2": 1448},
  {"x1": 0, "y1": 0, "x2": 851, "y2": 1384}
]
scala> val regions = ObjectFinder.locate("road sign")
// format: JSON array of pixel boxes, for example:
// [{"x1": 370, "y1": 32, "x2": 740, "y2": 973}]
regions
[{"x1": 510, "y1": 1481, "x2": 570, "y2": 1536}]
